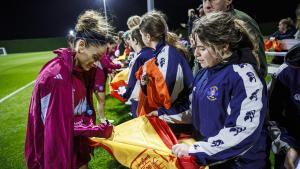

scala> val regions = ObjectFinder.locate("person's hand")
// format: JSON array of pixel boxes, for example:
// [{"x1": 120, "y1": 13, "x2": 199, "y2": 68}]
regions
[
  {"x1": 146, "y1": 110, "x2": 158, "y2": 116},
  {"x1": 172, "y1": 143, "x2": 189, "y2": 157},
  {"x1": 270, "y1": 37, "x2": 276, "y2": 41},
  {"x1": 284, "y1": 148, "x2": 299, "y2": 169}
]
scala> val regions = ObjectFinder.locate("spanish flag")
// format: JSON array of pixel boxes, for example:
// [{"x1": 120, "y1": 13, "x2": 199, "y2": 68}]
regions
[
  {"x1": 110, "y1": 68, "x2": 129, "y2": 102},
  {"x1": 90, "y1": 116, "x2": 205, "y2": 169}
]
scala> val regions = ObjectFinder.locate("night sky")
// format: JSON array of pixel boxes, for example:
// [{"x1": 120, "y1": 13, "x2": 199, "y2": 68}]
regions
[{"x1": 1, "y1": 0, "x2": 299, "y2": 40}]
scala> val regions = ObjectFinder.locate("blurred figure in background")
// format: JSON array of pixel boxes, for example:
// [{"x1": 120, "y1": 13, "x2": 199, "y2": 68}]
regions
[
  {"x1": 121, "y1": 27, "x2": 154, "y2": 117},
  {"x1": 127, "y1": 15, "x2": 141, "y2": 30},
  {"x1": 268, "y1": 43, "x2": 300, "y2": 169},
  {"x1": 269, "y1": 18, "x2": 297, "y2": 40}
]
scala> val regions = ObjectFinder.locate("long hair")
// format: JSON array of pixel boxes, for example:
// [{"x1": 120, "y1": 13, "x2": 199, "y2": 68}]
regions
[
  {"x1": 192, "y1": 11, "x2": 260, "y2": 68},
  {"x1": 139, "y1": 10, "x2": 189, "y2": 59}
]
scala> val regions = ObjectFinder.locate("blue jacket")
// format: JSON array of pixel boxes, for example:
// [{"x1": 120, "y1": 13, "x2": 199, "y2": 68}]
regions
[
  {"x1": 189, "y1": 48, "x2": 268, "y2": 166},
  {"x1": 137, "y1": 40, "x2": 194, "y2": 123},
  {"x1": 268, "y1": 43, "x2": 300, "y2": 151},
  {"x1": 123, "y1": 47, "x2": 153, "y2": 102},
  {"x1": 154, "y1": 41, "x2": 193, "y2": 121},
  {"x1": 269, "y1": 27, "x2": 297, "y2": 40}
]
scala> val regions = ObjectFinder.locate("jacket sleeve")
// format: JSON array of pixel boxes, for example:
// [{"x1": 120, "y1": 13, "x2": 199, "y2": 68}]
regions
[
  {"x1": 74, "y1": 120, "x2": 113, "y2": 138},
  {"x1": 94, "y1": 67, "x2": 106, "y2": 93},
  {"x1": 188, "y1": 65, "x2": 266, "y2": 165},
  {"x1": 41, "y1": 72, "x2": 74, "y2": 169},
  {"x1": 268, "y1": 64, "x2": 299, "y2": 152},
  {"x1": 101, "y1": 56, "x2": 121, "y2": 71},
  {"x1": 123, "y1": 57, "x2": 144, "y2": 100},
  {"x1": 157, "y1": 60, "x2": 194, "y2": 116}
]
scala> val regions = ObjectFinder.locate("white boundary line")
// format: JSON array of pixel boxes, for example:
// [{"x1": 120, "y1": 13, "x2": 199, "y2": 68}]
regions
[{"x1": 0, "y1": 80, "x2": 35, "y2": 104}]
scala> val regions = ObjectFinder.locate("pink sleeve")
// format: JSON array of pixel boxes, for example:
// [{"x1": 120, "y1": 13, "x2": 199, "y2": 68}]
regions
[
  {"x1": 74, "y1": 118, "x2": 113, "y2": 138},
  {"x1": 94, "y1": 68, "x2": 106, "y2": 93},
  {"x1": 101, "y1": 55, "x2": 121, "y2": 70}
]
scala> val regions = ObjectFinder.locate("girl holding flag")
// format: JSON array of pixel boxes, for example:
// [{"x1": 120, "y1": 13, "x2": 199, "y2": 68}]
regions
[{"x1": 25, "y1": 10, "x2": 113, "y2": 169}]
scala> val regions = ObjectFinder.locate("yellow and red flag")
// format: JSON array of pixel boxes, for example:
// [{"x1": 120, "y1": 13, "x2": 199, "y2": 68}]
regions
[
  {"x1": 90, "y1": 116, "x2": 203, "y2": 169},
  {"x1": 110, "y1": 68, "x2": 129, "y2": 102}
]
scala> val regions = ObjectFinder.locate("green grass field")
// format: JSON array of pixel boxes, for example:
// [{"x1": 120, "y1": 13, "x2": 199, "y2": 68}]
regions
[
  {"x1": 0, "y1": 52, "x2": 275, "y2": 169},
  {"x1": 0, "y1": 51, "x2": 130, "y2": 169}
]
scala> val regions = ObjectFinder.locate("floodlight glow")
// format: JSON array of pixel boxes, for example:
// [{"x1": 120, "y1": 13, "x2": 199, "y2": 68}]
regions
[{"x1": 69, "y1": 30, "x2": 74, "y2": 36}]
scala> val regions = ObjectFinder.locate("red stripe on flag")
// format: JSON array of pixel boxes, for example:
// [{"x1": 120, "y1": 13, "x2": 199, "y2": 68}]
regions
[{"x1": 147, "y1": 116, "x2": 178, "y2": 149}]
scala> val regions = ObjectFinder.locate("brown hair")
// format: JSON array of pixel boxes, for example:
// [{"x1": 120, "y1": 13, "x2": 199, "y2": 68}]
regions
[
  {"x1": 127, "y1": 15, "x2": 141, "y2": 29},
  {"x1": 129, "y1": 26, "x2": 145, "y2": 47},
  {"x1": 75, "y1": 10, "x2": 113, "y2": 47},
  {"x1": 280, "y1": 17, "x2": 295, "y2": 30},
  {"x1": 139, "y1": 10, "x2": 189, "y2": 59},
  {"x1": 192, "y1": 12, "x2": 260, "y2": 68}
]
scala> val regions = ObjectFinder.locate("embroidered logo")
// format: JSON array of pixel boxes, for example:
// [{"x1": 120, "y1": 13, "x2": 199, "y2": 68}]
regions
[
  {"x1": 249, "y1": 89, "x2": 259, "y2": 101},
  {"x1": 246, "y1": 72, "x2": 256, "y2": 82},
  {"x1": 207, "y1": 85, "x2": 218, "y2": 101},
  {"x1": 211, "y1": 139, "x2": 224, "y2": 147},
  {"x1": 294, "y1": 93, "x2": 300, "y2": 101},
  {"x1": 160, "y1": 58, "x2": 165, "y2": 67},
  {"x1": 230, "y1": 127, "x2": 246, "y2": 136},
  {"x1": 244, "y1": 110, "x2": 255, "y2": 122}
]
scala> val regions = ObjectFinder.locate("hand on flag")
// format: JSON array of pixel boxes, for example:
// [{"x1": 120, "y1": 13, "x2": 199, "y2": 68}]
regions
[
  {"x1": 172, "y1": 143, "x2": 189, "y2": 157},
  {"x1": 146, "y1": 110, "x2": 158, "y2": 116}
]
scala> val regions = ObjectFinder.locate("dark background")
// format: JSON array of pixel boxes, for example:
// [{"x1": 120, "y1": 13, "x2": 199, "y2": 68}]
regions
[{"x1": 1, "y1": 0, "x2": 299, "y2": 40}]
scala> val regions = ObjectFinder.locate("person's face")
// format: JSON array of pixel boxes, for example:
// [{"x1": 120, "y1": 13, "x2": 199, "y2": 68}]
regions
[
  {"x1": 107, "y1": 43, "x2": 117, "y2": 52},
  {"x1": 76, "y1": 40, "x2": 107, "y2": 71},
  {"x1": 203, "y1": 0, "x2": 231, "y2": 14},
  {"x1": 278, "y1": 21, "x2": 287, "y2": 33},
  {"x1": 193, "y1": 35, "x2": 220, "y2": 68},
  {"x1": 127, "y1": 36, "x2": 137, "y2": 51},
  {"x1": 140, "y1": 30, "x2": 151, "y2": 47}
]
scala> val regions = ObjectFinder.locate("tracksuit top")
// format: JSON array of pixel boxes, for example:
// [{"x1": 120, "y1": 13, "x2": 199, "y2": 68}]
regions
[
  {"x1": 136, "y1": 40, "x2": 193, "y2": 123},
  {"x1": 189, "y1": 48, "x2": 268, "y2": 166},
  {"x1": 269, "y1": 43, "x2": 300, "y2": 151},
  {"x1": 123, "y1": 47, "x2": 154, "y2": 103}
]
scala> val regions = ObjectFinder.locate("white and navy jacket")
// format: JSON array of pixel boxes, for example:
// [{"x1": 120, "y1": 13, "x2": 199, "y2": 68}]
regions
[
  {"x1": 137, "y1": 40, "x2": 194, "y2": 123},
  {"x1": 154, "y1": 41, "x2": 193, "y2": 123},
  {"x1": 189, "y1": 48, "x2": 268, "y2": 165},
  {"x1": 122, "y1": 47, "x2": 153, "y2": 103}
]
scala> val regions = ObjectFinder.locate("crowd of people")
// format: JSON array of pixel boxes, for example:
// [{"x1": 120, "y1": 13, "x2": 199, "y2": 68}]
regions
[{"x1": 24, "y1": 0, "x2": 300, "y2": 169}]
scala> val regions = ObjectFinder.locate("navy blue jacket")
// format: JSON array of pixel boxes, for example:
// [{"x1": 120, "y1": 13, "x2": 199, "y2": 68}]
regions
[
  {"x1": 189, "y1": 48, "x2": 268, "y2": 166},
  {"x1": 123, "y1": 47, "x2": 153, "y2": 102},
  {"x1": 268, "y1": 43, "x2": 300, "y2": 151}
]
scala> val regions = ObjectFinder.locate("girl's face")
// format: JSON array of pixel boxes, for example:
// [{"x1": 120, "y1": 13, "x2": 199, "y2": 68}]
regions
[
  {"x1": 140, "y1": 30, "x2": 151, "y2": 47},
  {"x1": 193, "y1": 35, "x2": 220, "y2": 68},
  {"x1": 127, "y1": 35, "x2": 134, "y2": 48},
  {"x1": 76, "y1": 40, "x2": 107, "y2": 71},
  {"x1": 278, "y1": 21, "x2": 287, "y2": 33},
  {"x1": 107, "y1": 43, "x2": 117, "y2": 52}
]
